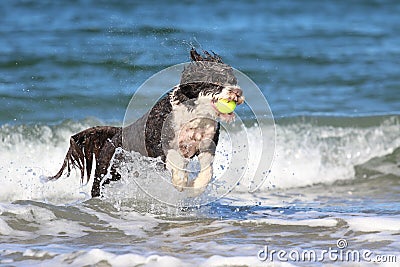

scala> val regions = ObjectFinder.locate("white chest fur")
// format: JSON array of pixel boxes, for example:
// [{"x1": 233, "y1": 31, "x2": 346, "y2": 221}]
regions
[{"x1": 170, "y1": 97, "x2": 218, "y2": 158}]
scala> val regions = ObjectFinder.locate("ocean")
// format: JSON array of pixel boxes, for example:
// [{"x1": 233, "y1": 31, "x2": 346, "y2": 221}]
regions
[{"x1": 1, "y1": 0, "x2": 399, "y2": 266}]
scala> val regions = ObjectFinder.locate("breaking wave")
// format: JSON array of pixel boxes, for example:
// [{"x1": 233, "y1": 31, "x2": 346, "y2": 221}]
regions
[{"x1": 0, "y1": 115, "x2": 399, "y2": 203}]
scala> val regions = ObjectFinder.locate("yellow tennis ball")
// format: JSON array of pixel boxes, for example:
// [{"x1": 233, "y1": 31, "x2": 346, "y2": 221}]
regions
[{"x1": 215, "y1": 99, "x2": 236, "y2": 114}]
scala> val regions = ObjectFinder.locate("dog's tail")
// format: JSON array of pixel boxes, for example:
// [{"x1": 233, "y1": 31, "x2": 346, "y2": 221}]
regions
[{"x1": 49, "y1": 126, "x2": 121, "y2": 183}]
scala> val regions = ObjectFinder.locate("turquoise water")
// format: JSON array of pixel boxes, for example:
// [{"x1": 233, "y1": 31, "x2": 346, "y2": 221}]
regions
[
  {"x1": 0, "y1": 1, "x2": 399, "y2": 266},
  {"x1": 1, "y1": 0, "x2": 399, "y2": 123}
]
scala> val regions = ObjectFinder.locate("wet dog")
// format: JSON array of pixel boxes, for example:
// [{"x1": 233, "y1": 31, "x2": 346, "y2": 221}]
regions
[{"x1": 50, "y1": 49, "x2": 244, "y2": 197}]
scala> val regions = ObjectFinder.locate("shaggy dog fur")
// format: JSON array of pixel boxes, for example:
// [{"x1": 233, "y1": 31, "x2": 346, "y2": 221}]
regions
[{"x1": 50, "y1": 49, "x2": 244, "y2": 197}]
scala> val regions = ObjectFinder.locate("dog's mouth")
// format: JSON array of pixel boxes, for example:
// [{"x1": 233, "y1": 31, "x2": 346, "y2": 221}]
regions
[
  {"x1": 209, "y1": 86, "x2": 244, "y2": 123},
  {"x1": 210, "y1": 100, "x2": 236, "y2": 123}
]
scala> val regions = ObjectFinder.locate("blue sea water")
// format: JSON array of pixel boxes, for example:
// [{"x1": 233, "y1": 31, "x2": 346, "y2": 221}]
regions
[
  {"x1": 1, "y1": 0, "x2": 399, "y2": 123},
  {"x1": 0, "y1": 0, "x2": 399, "y2": 266}
]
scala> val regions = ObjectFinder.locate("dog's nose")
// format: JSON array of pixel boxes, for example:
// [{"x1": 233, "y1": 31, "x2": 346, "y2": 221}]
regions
[
  {"x1": 232, "y1": 87, "x2": 242, "y2": 97},
  {"x1": 231, "y1": 87, "x2": 244, "y2": 104}
]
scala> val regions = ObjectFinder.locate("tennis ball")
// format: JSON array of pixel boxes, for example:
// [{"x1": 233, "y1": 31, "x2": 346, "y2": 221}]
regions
[{"x1": 215, "y1": 99, "x2": 236, "y2": 114}]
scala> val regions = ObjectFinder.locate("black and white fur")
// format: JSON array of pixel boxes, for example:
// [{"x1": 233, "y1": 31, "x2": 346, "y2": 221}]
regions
[{"x1": 50, "y1": 49, "x2": 244, "y2": 197}]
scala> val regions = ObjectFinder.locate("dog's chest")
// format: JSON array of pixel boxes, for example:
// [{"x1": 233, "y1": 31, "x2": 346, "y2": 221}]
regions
[{"x1": 170, "y1": 101, "x2": 218, "y2": 158}]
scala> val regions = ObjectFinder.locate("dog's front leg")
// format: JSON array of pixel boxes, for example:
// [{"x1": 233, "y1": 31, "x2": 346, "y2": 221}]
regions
[
  {"x1": 188, "y1": 152, "x2": 214, "y2": 196},
  {"x1": 166, "y1": 149, "x2": 188, "y2": 191}
]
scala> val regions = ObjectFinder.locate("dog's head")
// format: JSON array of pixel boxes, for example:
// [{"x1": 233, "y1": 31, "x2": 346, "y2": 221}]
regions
[{"x1": 170, "y1": 49, "x2": 244, "y2": 122}]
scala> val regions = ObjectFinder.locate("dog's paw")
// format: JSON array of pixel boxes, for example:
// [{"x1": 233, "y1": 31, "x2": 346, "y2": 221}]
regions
[
  {"x1": 186, "y1": 167, "x2": 212, "y2": 197},
  {"x1": 171, "y1": 170, "x2": 188, "y2": 192}
]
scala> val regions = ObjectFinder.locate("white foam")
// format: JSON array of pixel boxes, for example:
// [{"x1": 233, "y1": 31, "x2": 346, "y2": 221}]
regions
[
  {"x1": 256, "y1": 117, "x2": 400, "y2": 190},
  {"x1": 0, "y1": 217, "x2": 28, "y2": 237},
  {"x1": 200, "y1": 255, "x2": 296, "y2": 267},
  {"x1": 31, "y1": 248, "x2": 185, "y2": 267},
  {"x1": 4, "y1": 247, "x2": 299, "y2": 267},
  {"x1": 0, "y1": 123, "x2": 93, "y2": 203},
  {"x1": 78, "y1": 205, "x2": 160, "y2": 238},
  {"x1": 239, "y1": 218, "x2": 338, "y2": 228},
  {"x1": 346, "y1": 216, "x2": 400, "y2": 232},
  {"x1": 0, "y1": 203, "x2": 93, "y2": 239},
  {"x1": 0, "y1": 117, "x2": 399, "y2": 203},
  {"x1": 0, "y1": 217, "x2": 15, "y2": 235},
  {"x1": 22, "y1": 249, "x2": 56, "y2": 258}
]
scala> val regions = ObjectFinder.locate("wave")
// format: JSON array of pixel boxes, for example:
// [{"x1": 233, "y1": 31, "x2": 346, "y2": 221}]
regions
[
  {"x1": 263, "y1": 115, "x2": 400, "y2": 190},
  {"x1": 0, "y1": 115, "x2": 399, "y2": 203}
]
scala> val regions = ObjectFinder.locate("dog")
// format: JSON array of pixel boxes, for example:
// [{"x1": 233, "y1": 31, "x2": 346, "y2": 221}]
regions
[{"x1": 50, "y1": 48, "x2": 244, "y2": 197}]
